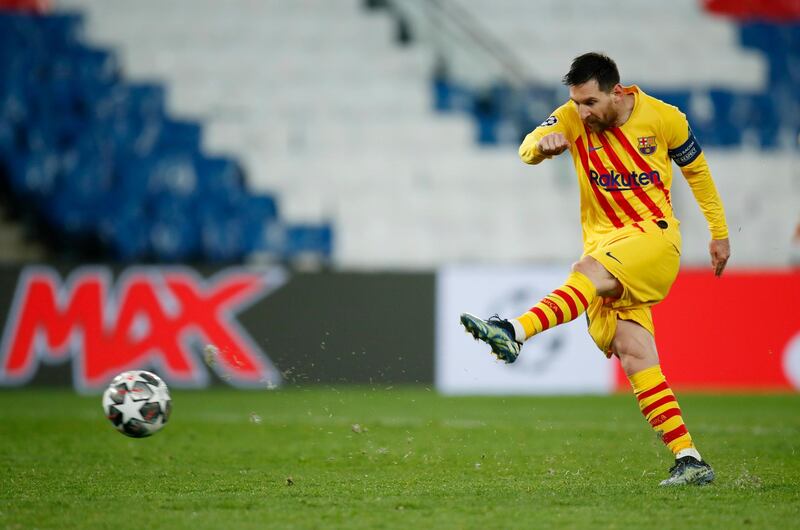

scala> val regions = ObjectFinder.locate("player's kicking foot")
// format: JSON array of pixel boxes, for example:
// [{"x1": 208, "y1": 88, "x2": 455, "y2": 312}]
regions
[
  {"x1": 460, "y1": 313, "x2": 521, "y2": 363},
  {"x1": 659, "y1": 456, "x2": 715, "y2": 486}
]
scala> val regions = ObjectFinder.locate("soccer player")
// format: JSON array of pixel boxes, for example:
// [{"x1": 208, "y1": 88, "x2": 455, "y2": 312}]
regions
[{"x1": 460, "y1": 52, "x2": 730, "y2": 486}]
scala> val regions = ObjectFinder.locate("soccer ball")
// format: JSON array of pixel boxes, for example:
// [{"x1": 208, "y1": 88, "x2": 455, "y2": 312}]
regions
[{"x1": 102, "y1": 370, "x2": 172, "y2": 438}]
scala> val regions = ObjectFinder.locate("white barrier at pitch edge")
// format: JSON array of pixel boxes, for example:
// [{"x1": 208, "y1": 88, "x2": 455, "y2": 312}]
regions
[{"x1": 435, "y1": 266, "x2": 615, "y2": 395}]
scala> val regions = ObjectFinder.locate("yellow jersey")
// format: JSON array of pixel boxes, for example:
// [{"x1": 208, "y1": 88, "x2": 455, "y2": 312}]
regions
[{"x1": 519, "y1": 85, "x2": 728, "y2": 254}]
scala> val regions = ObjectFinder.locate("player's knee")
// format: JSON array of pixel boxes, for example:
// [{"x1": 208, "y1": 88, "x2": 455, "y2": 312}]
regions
[
  {"x1": 612, "y1": 322, "x2": 659, "y2": 373},
  {"x1": 612, "y1": 334, "x2": 646, "y2": 360},
  {"x1": 571, "y1": 257, "x2": 597, "y2": 276},
  {"x1": 573, "y1": 256, "x2": 621, "y2": 297}
]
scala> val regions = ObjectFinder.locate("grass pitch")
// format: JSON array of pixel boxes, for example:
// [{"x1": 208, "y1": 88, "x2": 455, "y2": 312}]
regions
[{"x1": 1, "y1": 387, "x2": 798, "y2": 529}]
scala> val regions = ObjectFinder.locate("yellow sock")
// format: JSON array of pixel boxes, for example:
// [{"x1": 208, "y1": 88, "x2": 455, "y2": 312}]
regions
[
  {"x1": 514, "y1": 271, "x2": 596, "y2": 339},
  {"x1": 629, "y1": 365, "x2": 694, "y2": 455}
]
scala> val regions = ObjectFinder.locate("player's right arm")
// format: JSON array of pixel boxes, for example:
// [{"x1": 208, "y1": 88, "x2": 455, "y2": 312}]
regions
[{"x1": 519, "y1": 104, "x2": 575, "y2": 165}]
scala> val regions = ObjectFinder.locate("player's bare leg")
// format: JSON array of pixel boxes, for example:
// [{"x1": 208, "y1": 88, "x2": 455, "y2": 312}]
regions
[
  {"x1": 462, "y1": 253, "x2": 714, "y2": 485},
  {"x1": 614, "y1": 318, "x2": 714, "y2": 486},
  {"x1": 580, "y1": 260, "x2": 714, "y2": 486},
  {"x1": 570, "y1": 255, "x2": 622, "y2": 298},
  {"x1": 612, "y1": 319, "x2": 659, "y2": 375}
]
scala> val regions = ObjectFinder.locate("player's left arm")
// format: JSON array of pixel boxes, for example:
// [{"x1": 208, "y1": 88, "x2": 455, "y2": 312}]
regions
[{"x1": 665, "y1": 111, "x2": 730, "y2": 276}]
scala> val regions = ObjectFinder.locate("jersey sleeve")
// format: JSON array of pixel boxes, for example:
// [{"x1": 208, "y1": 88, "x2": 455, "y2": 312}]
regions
[
  {"x1": 662, "y1": 106, "x2": 729, "y2": 240},
  {"x1": 519, "y1": 103, "x2": 577, "y2": 165}
]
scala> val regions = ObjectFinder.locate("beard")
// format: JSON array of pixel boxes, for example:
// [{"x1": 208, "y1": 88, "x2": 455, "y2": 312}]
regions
[{"x1": 584, "y1": 108, "x2": 618, "y2": 132}]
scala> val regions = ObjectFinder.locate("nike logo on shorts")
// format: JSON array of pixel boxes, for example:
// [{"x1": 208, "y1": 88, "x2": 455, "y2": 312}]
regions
[{"x1": 606, "y1": 251, "x2": 622, "y2": 264}]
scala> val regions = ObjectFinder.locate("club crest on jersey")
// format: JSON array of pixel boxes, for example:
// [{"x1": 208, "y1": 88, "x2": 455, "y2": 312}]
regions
[
  {"x1": 540, "y1": 116, "x2": 558, "y2": 127},
  {"x1": 637, "y1": 136, "x2": 657, "y2": 155}
]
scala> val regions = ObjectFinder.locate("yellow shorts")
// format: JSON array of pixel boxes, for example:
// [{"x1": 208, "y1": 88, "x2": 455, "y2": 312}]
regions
[{"x1": 585, "y1": 219, "x2": 681, "y2": 357}]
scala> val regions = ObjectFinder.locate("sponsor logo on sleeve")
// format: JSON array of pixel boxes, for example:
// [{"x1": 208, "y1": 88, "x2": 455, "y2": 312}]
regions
[{"x1": 540, "y1": 116, "x2": 558, "y2": 127}]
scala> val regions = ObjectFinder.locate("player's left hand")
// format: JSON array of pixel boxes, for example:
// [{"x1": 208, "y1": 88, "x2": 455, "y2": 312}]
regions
[{"x1": 709, "y1": 238, "x2": 730, "y2": 277}]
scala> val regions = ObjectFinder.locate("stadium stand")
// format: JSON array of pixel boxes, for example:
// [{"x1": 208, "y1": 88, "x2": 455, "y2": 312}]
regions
[
  {"x1": 0, "y1": 8, "x2": 332, "y2": 263},
  {"x1": 50, "y1": 0, "x2": 567, "y2": 268},
  {"x1": 3, "y1": 0, "x2": 798, "y2": 267},
  {"x1": 395, "y1": 0, "x2": 797, "y2": 152},
  {"x1": 380, "y1": 0, "x2": 800, "y2": 266}
]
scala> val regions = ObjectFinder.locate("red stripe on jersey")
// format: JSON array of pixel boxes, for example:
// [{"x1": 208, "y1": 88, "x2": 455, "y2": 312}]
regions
[
  {"x1": 633, "y1": 222, "x2": 645, "y2": 233},
  {"x1": 610, "y1": 128, "x2": 672, "y2": 207},
  {"x1": 598, "y1": 132, "x2": 665, "y2": 219},
  {"x1": 542, "y1": 297, "x2": 565, "y2": 325},
  {"x1": 585, "y1": 129, "x2": 643, "y2": 222},
  {"x1": 662, "y1": 424, "x2": 689, "y2": 445},
  {"x1": 552, "y1": 289, "x2": 578, "y2": 320},
  {"x1": 575, "y1": 136, "x2": 624, "y2": 228},
  {"x1": 637, "y1": 381, "x2": 670, "y2": 401},
  {"x1": 530, "y1": 307, "x2": 551, "y2": 331},
  {"x1": 566, "y1": 285, "x2": 589, "y2": 310},
  {"x1": 642, "y1": 395, "x2": 677, "y2": 417}
]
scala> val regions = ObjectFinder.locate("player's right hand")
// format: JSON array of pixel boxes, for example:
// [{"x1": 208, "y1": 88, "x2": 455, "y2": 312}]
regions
[{"x1": 537, "y1": 133, "x2": 570, "y2": 156}]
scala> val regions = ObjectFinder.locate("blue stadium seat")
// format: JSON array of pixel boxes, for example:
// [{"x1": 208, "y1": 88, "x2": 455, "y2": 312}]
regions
[
  {"x1": 123, "y1": 83, "x2": 166, "y2": 119},
  {"x1": 40, "y1": 148, "x2": 115, "y2": 235},
  {"x1": 747, "y1": 93, "x2": 780, "y2": 149},
  {"x1": 155, "y1": 120, "x2": 202, "y2": 153},
  {"x1": 433, "y1": 78, "x2": 477, "y2": 113},
  {"x1": 102, "y1": 208, "x2": 151, "y2": 260},
  {"x1": 194, "y1": 156, "x2": 246, "y2": 197},
  {"x1": 147, "y1": 154, "x2": 200, "y2": 197},
  {"x1": 40, "y1": 12, "x2": 83, "y2": 48},
  {"x1": 0, "y1": 119, "x2": 13, "y2": 160},
  {"x1": 740, "y1": 22, "x2": 776, "y2": 52},
  {"x1": 284, "y1": 223, "x2": 333, "y2": 260},
  {"x1": 67, "y1": 48, "x2": 119, "y2": 85},
  {"x1": 0, "y1": 12, "x2": 328, "y2": 263},
  {"x1": 199, "y1": 192, "x2": 282, "y2": 260},
  {"x1": 646, "y1": 90, "x2": 692, "y2": 114},
  {"x1": 149, "y1": 196, "x2": 202, "y2": 261},
  {"x1": 10, "y1": 152, "x2": 59, "y2": 198},
  {"x1": 739, "y1": 22, "x2": 800, "y2": 121},
  {"x1": 707, "y1": 90, "x2": 742, "y2": 147},
  {"x1": 432, "y1": 20, "x2": 800, "y2": 151},
  {"x1": 92, "y1": 192, "x2": 152, "y2": 261},
  {"x1": 200, "y1": 208, "x2": 247, "y2": 262},
  {"x1": 245, "y1": 194, "x2": 279, "y2": 223}
]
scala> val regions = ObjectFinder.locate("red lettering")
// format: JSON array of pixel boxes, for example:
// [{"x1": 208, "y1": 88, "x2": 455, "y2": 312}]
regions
[
  {"x1": 1, "y1": 266, "x2": 282, "y2": 389},
  {"x1": 2, "y1": 268, "x2": 107, "y2": 381},
  {"x1": 164, "y1": 271, "x2": 272, "y2": 382}
]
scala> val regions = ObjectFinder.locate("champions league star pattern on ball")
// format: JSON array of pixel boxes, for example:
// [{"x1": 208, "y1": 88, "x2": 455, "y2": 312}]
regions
[{"x1": 102, "y1": 370, "x2": 172, "y2": 438}]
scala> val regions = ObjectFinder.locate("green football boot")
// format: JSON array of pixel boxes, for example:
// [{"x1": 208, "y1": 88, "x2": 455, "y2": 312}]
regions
[
  {"x1": 659, "y1": 456, "x2": 715, "y2": 486},
  {"x1": 460, "y1": 313, "x2": 521, "y2": 363}
]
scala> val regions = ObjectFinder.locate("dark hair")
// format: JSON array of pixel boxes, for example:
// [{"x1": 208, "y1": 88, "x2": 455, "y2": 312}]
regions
[{"x1": 562, "y1": 52, "x2": 620, "y2": 92}]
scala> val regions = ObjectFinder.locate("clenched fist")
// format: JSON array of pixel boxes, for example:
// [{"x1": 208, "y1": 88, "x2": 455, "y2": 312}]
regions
[{"x1": 537, "y1": 132, "x2": 570, "y2": 157}]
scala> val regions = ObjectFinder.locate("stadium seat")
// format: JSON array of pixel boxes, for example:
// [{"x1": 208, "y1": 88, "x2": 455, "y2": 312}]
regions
[
  {"x1": 40, "y1": 0, "x2": 798, "y2": 269},
  {"x1": 284, "y1": 224, "x2": 333, "y2": 260},
  {"x1": 0, "y1": 11, "x2": 322, "y2": 264}
]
